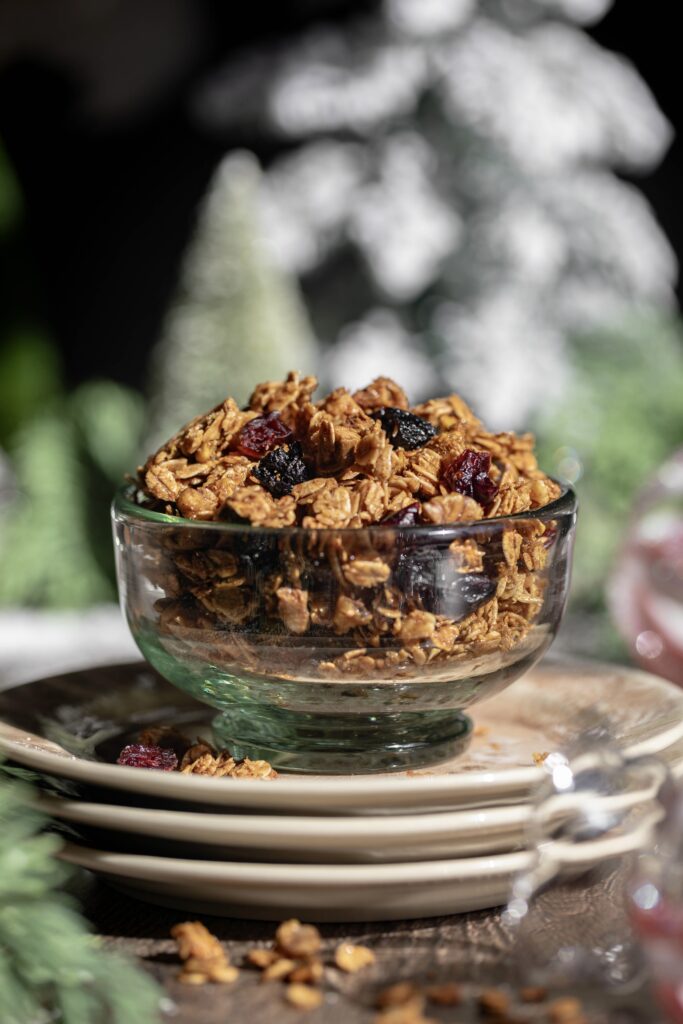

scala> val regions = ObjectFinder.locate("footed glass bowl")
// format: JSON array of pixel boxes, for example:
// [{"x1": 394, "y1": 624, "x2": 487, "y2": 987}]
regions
[{"x1": 112, "y1": 484, "x2": 576, "y2": 773}]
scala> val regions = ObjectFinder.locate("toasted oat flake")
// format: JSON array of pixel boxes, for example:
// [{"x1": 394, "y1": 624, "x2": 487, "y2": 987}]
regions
[
  {"x1": 478, "y1": 988, "x2": 510, "y2": 1016},
  {"x1": 425, "y1": 983, "x2": 462, "y2": 1006},
  {"x1": 334, "y1": 942, "x2": 376, "y2": 973},
  {"x1": 548, "y1": 996, "x2": 584, "y2": 1021},
  {"x1": 285, "y1": 983, "x2": 324, "y2": 1010},
  {"x1": 171, "y1": 921, "x2": 236, "y2": 985},
  {"x1": 275, "y1": 919, "x2": 322, "y2": 959}
]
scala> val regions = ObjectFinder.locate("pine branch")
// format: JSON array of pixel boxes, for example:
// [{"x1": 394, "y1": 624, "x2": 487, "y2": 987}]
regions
[{"x1": 0, "y1": 767, "x2": 163, "y2": 1024}]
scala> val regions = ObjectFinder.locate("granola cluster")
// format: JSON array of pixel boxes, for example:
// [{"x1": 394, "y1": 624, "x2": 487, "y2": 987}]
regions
[
  {"x1": 117, "y1": 728, "x2": 277, "y2": 779},
  {"x1": 244, "y1": 918, "x2": 375, "y2": 1011},
  {"x1": 133, "y1": 373, "x2": 562, "y2": 682}
]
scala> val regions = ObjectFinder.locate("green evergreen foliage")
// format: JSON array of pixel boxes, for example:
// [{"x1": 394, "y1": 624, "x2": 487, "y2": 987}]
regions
[
  {"x1": 536, "y1": 314, "x2": 683, "y2": 612},
  {"x1": 145, "y1": 151, "x2": 317, "y2": 450},
  {"x1": 0, "y1": 767, "x2": 162, "y2": 1024},
  {"x1": 0, "y1": 381, "x2": 144, "y2": 608}
]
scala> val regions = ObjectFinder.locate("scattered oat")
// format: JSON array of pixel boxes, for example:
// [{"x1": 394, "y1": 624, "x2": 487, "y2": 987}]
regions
[
  {"x1": 285, "y1": 983, "x2": 324, "y2": 1010},
  {"x1": 548, "y1": 997, "x2": 584, "y2": 1022},
  {"x1": 376, "y1": 982, "x2": 424, "y2": 1009},
  {"x1": 262, "y1": 958, "x2": 298, "y2": 982},
  {"x1": 170, "y1": 921, "x2": 237, "y2": 986},
  {"x1": 479, "y1": 987, "x2": 511, "y2": 1017},
  {"x1": 425, "y1": 983, "x2": 462, "y2": 1005},
  {"x1": 276, "y1": 919, "x2": 322, "y2": 959},
  {"x1": 246, "y1": 948, "x2": 279, "y2": 969},
  {"x1": 518, "y1": 986, "x2": 547, "y2": 1003},
  {"x1": 334, "y1": 942, "x2": 376, "y2": 973}
]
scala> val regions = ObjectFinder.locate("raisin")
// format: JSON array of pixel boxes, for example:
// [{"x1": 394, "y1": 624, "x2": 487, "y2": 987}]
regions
[
  {"x1": 371, "y1": 407, "x2": 437, "y2": 450},
  {"x1": 380, "y1": 502, "x2": 421, "y2": 526},
  {"x1": 442, "y1": 448, "x2": 499, "y2": 506},
  {"x1": 396, "y1": 548, "x2": 495, "y2": 619},
  {"x1": 117, "y1": 744, "x2": 178, "y2": 770},
  {"x1": 253, "y1": 442, "x2": 309, "y2": 498},
  {"x1": 235, "y1": 411, "x2": 293, "y2": 457},
  {"x1": 456, "y1": 572, "x2": 496, "y2": 610}
]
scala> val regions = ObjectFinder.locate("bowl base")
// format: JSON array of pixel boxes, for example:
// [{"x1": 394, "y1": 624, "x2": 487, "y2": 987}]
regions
[{"x1": 212, "y1": 705, "x2": 473, "y2": 774}]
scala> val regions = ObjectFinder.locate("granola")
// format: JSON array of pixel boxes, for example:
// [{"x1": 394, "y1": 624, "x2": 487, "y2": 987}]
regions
[
  {"x1": 133, "y1": 373, "x2": 565, "y2": 684},
  {"x1": 170, "y1": 921, "x2": 238, "y2": 985}
]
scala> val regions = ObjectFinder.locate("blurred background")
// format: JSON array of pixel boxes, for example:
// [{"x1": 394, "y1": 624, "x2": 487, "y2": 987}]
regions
[{"x1": 1, "y1": 0, "x2": 682, "y2": 681}]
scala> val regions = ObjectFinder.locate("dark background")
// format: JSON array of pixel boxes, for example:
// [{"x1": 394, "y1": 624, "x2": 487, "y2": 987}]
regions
[{"x1": 0, "y1": 0, "x2": 680, "y2": 393}]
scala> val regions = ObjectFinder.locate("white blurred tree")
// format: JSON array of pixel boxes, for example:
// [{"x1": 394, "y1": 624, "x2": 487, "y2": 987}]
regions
[
  {"x1": 192, "y1": 0, "x2": 676, "y2": 427},
  {"x1": 146, "y1": 151, "x2": 317, "y2": 448}
]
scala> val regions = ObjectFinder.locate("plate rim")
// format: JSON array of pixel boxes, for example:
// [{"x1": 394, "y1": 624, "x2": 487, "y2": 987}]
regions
[{"x1": 3, "y1": 657, "x2": 683, "y2": 809}]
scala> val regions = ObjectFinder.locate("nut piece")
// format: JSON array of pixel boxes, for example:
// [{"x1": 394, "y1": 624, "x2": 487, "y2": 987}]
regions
[
  {"x1": 275, "y1": 919, "x2": 322, "y2": 959},
  {"x1": 285, "y1": 983, "x2": 324, "y2": 1011},
  {"x1": 334, "y1": 942, "x2": 376, "y2": 973}
]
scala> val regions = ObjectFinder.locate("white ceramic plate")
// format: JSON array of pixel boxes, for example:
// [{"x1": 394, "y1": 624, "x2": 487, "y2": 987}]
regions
[
  {"x1": 58, "y1": 811, "x2": 659, "y2": 921},
  {"x1": 3, "y1": 659, "x2": 683, "y2": 814},
  {"x1": 37, "y1": 737, "x2": 683, "y2": 863}
]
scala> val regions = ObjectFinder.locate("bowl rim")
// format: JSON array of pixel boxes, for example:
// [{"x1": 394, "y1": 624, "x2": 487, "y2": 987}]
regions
[{"x1": 112, "y1": 480, "x2": 577, "y2": 534}]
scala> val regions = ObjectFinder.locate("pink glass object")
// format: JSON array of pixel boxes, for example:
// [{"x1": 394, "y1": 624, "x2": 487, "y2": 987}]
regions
[
  {"x1": 631, "y1": 784, "x2": 683, "y2": 1023},
  {"x1": 609, "y1": 449, "x2": 683, "y2": 686}
]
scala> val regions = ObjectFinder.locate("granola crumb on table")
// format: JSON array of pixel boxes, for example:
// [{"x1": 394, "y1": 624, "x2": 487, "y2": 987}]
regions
[{"x1": 135, "y1": 372, "x2": 563, "y2": 681}]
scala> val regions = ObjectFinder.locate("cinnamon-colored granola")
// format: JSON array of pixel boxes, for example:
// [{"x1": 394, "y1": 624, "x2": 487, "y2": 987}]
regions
[{"x1": 134, "y1": 373, "x2": 563, "y2": 682}]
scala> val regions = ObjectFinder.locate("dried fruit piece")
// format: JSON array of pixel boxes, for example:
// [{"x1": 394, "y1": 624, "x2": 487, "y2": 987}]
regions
[
  {"x1": 371, "y1": 407, "x2": 437, "y2": 450},
  {"x1": 285, "y1": 983, "x2": 324, "y2": 1010},
  {"x1": 253, "y1": 441, "x2": 310, "y2": 498},
  {"x1": 380, "y1": 502, "x2": 421, "y2": 526},
  {"x1": 395, "y1": 550, "x2": 495, "y2": 619},
  {"x1": 442, "y1": 448, "x2": 499, "y2": 506},
  {"x1": 275, "y1": 919, "x2": 322, "y2": 959},
  {"x1": 235, "y1": 411, "x2": 293, "y2": 457},
  {"x1": 334, "y1": 942, "x2": 376, "y2": 973},
  {"x1": 116, "y1": 744, "x2": 178, "y2": 771}
]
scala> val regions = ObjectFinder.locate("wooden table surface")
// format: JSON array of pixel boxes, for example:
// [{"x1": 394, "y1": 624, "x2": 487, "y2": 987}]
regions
[{"x1": 73, "y1": 860, "x2": 662, "y2": 1024}]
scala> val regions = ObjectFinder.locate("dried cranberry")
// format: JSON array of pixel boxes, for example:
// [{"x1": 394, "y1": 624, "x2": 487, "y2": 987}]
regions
[
  {"x1": 442, "y1": 449, "x2": 499, "y2": 506},
  {"x1": 371, "y1": 407, "x2": 437, "y2": 450},
  {"x1": 381, "y1": 502, "x2": 421, "y2": 526},
  {"x1": 396, "y1": 549, "x2": 495, "y2": 620},
  {"x1": 116, "y1": 744, "x2": 178, "y2": 771},
  {"x1": 253, "y1": 441, "x2": 310, "y2": 498},
  {"x1": 235, "y1": 411, "x2": 293, "y2": 458}
]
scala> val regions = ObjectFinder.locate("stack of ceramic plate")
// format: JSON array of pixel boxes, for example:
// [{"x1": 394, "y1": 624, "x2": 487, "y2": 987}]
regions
[{"x1": 1, "y1": 659, "x2": 681, "y2": 921}]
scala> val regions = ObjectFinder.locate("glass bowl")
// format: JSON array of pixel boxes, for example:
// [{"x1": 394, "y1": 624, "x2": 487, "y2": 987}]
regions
[{"x1": 112, "y1": 483, "x2": 577, "y2": 773}]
